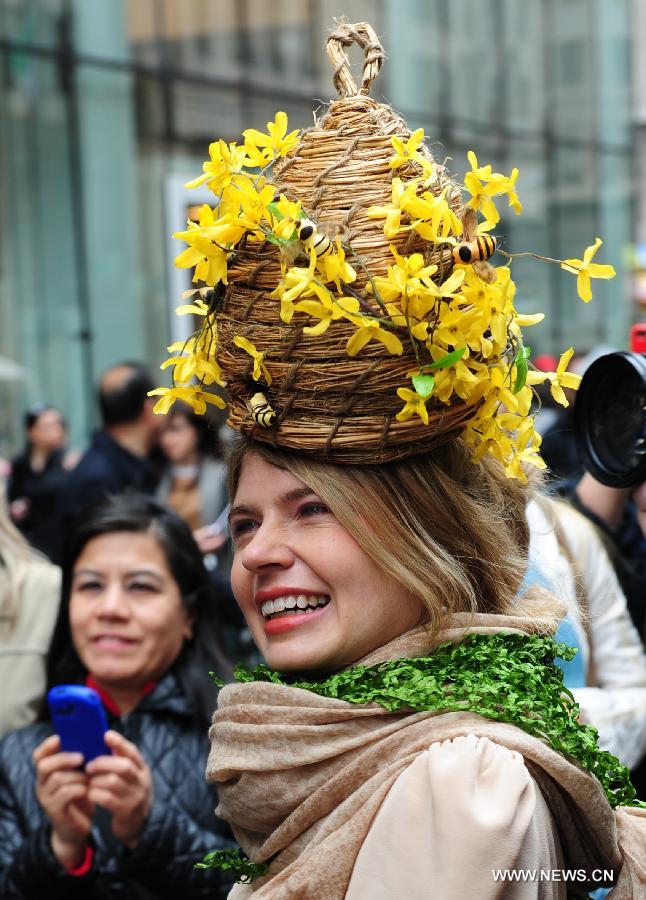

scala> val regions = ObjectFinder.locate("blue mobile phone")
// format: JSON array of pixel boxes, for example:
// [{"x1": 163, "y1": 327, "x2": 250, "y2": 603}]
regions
[{"x1": 48, "y1": 685, "x2": 110, "y2": 764}]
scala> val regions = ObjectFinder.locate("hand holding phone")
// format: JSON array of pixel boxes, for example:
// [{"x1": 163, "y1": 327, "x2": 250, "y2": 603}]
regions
[
  {"x1": 40, "y1": 688, "x2": 152, "y2": 855},
  {"x1": 48, "y1": 685, "x2": 110, "y2": 764},
  {"x1": 33, "y1": 734, "x2": 93, "y2": 869},
  {"x1": 86, "y1": 730, "x2": 154, "y2": 848}
]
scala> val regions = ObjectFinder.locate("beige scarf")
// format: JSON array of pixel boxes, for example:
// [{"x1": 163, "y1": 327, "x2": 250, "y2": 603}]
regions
[{"x1": 207, "y1": 614, "x2": 646, "y2": 898}]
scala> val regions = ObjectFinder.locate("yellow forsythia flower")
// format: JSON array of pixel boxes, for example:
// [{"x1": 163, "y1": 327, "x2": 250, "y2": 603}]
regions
[
  {"x1": 389, "y1": 129, "x2": 426, "y2": 169},
  {"x1": 185, "y1": 140, "x2": 248, "y2": 194},
  {"x1": 148, "y1": 386, "x2": 225, "y2": 416},
  {"x1": 345, "y1": 317, "x2": 404, "y2": 357},
  {"x1": 396, "y1": 387, "x2": 431, "y2": 425},
  {"x1": 243, "y1": 111, "x2": 300, "y2": 160},
  {"x1": 233, "y1": 336, "x2": 272, "y2": 385},
  {"x1": 526, "y1": 347, "x2": 582, "y2": 407},
  {"x1": 560, "y1": 238, "x2": 616, "y2": 302}
]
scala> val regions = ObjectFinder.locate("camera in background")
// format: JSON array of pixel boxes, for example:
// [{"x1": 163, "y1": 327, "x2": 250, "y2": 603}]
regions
[{"x1": 574, "y1": 325, "x2": 646, "y2": 488}]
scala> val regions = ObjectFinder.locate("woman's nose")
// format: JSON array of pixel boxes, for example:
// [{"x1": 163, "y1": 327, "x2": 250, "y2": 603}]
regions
[
  {"x1": 96, "y1": 585, "x2": 130, "y2": 618},
  {"x1": 239, "y1": 523, "x2": 295, "y2": 573}
]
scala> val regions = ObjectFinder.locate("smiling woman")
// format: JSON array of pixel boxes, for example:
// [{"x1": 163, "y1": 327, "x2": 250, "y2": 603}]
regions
[
  {"x1": 207, "y1": 437, "x2": 646, "y2": 899},
  {"x1": 226, "y1": 441, "x2": 534, "y2": 676},
  {"x1": 153, "y1": 19, "x2": 645, "y2": 898},
  {"x1": 0, "y1": 494, "x2": 235, "y2": 899},
  {"x1": 69, "y1": 531, "x2": 194, "y2": 712}
]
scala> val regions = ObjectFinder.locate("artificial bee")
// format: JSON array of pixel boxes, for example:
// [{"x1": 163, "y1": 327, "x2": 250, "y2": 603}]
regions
[
  {"x1": 296, "y1": 218, "x2": 336, "y2": 259},
  {"x1": 452, "y1": 207, "x2": 497, "y2": 284},
  {"x1": 248, "y1": 392, "x2": 276, "y2": 428},
  {"x1": 181, "y1": 281, "x2": 226, "y2": 315}
]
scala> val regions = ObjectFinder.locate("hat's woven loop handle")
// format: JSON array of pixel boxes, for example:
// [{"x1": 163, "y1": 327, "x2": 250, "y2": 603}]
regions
[{"x1": 326, "y1": 22, "x2": 384, "y2": 97}]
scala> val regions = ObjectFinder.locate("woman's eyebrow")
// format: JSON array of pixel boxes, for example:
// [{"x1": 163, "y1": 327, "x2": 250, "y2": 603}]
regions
[
  {"x1": 124, "y1": 569, "x2": 164, "y2": 581},
  {"x1": 229, "y1": 488, "x2": 319, "y2": 521},
  {"x1": 279, "y1": 487, "x2": 319, "y2": 504},
  {"x1": 72, "y1": 568, "x2": 102, "y2": 578},
  {"x1": 228, "y1": 504, "x2": 255, "y2": 521},
  {"x1": 72, "y1": 568, "x2": 163, "y2": 580}
]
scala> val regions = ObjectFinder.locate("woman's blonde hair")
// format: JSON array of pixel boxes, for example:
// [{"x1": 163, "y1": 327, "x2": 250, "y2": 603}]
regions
[{"x1": 228, "y1": 437, "x2": 553, "y2": 639}]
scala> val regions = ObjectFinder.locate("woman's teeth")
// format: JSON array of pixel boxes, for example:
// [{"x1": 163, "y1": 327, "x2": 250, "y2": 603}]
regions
[{"x1": 260, "y1": 595, "x2": 329, "y2": 620}]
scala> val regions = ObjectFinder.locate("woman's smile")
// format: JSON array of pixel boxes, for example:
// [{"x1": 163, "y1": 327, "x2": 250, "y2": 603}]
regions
[
  {"x1": 255, "y1": 586, "x2": 331, "y2": 633},
  {"x1": 90, "y1": 634, "x2": 139, "y2": 650},
  {"x1": 261, "y1": 597, "x2": 331, "y2": 635}
]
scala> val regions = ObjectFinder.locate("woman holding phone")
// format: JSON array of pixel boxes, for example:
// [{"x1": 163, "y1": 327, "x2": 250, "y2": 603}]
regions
[{"x1": 0, "y1": 493, "x2": 234, "y2": 899}]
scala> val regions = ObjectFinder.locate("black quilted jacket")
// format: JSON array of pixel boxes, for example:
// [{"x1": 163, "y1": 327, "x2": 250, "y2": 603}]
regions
[{"x1": 0, "y1": 674, "x2": 235, "y2": 899}]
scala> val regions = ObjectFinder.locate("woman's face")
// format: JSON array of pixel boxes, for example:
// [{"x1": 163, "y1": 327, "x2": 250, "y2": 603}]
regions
[
  {"x1": 159, "y1": 414, "x2": 200, "y2": 465},
  {"x1": 29, "y1": 409, "x2": 65, "y2": 452},
  {"x1": 230, "y1": 453, "x2": 423, "y2": 673},
  {"x1": 69, "y1": 532, "x2": 192, "y2": 702}
]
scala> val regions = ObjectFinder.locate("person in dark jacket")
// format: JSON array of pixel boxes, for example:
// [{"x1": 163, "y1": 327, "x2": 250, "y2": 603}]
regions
[
  {"x1": 59, "y1": 363, "x2": 163, "y2": 548},
  {"x1": 0, "y1": 494, "x2": 234, "y2": 899},
  {"x1": 7, "y1": 404, "x2": 76, "y2": 560}
]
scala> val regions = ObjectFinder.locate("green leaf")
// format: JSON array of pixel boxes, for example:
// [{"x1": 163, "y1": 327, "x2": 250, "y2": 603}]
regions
[
  {"x1": 266, "y1": 201, "x2": 283, "y2": 221},
  {"x1": 195, "y1": 848, "x2": 268, "y2": 884},
  {"x1": 412, "y1": 373, "x2": 435, "y2": 398},
  {"x1": 209, "y1": 671, "x2": 224, "y2": 688},
  {"x1": 513, "y1": 345, "x2": 531, "y2": 394},
  {"x1": 266, "y1": 233, "x2": 297, "y2": 246},
  {"x1": 423, "y1": 347, "x2": 466, "y2": 370}
]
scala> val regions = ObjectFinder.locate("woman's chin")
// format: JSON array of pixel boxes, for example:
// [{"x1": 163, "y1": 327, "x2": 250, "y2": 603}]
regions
[{"x1": 262, "y1": 637, "x2": 339, "y2": 675}]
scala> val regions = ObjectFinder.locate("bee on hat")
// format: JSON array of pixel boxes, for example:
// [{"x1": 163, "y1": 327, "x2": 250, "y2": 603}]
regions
[
  {"x1": 248, "y1": 392, "x2": 276, "y2": 428},
  {"x1": 452, "y1": 208, "x2": 498, "y2": 284},
  {"x1": 296, "y1": 218, "x2": 336, "y2": 259},
  {"x1": 181, "y1": 282, "x2": 226, "y2": 315}
]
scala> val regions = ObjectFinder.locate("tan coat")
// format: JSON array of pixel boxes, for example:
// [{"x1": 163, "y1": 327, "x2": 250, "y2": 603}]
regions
[{"x1": 0, "y1": 557, "x2": 60, "y2": 736}]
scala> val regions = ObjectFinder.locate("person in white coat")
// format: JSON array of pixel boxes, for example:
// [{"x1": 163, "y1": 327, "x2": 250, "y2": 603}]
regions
[{"x1": 527, "y1": 496, "x2": 646, "y2": 770}]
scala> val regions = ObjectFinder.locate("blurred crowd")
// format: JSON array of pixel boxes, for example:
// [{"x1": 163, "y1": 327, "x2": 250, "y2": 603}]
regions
[
  {"x1": 2, "y1": 362, "x2": 249, "y2": 652},
  {"x1": 0, "y1": 351, "x2": 645, "y2": 897}
]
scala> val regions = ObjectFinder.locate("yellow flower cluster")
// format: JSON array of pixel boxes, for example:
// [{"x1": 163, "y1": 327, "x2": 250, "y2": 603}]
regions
[
  {"x1": 150, "y1": 294, "x2": 226, "y2": 415},
  {"x1": 154, "y1": 113, "x2": 301, "y2": 414},
  {"x1": 464, "y1": 151, "x2": 522, "y2": 224},
  {"x1": 158, "y1": 112, "x2": 617, "y2": 481},
  {"x1": 357, "y1": 136, "x2": 616, "y2": 481}
]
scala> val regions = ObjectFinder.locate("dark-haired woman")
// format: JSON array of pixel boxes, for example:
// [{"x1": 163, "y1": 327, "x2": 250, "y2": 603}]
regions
[
  {"x1": 157, "y1": 402, "x2": 227, "y2": 535},
  {"x1": 0, "y1": 493, "x2": 234, "y2": 899},
  {"x1": 156, "y1": 404, "x2": 245, "y2": 655},
  {"x1": 8, "y1": 404, "x2": 78, "y2": 560}
]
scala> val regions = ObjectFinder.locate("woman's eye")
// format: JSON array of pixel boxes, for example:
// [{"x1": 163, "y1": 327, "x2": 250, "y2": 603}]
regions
[
  {"x1": 230, "y1": 518, "x2": 257, "y2": 541},
  {"x1": 76, "y1": 581, "x2": 102, "y2": 592},
  {"x1": 128, "y1": 582, "x2": 157, "y2": 593},
  {"x1": 299, "y1": 502, "x2": 330, "y2": 517}
]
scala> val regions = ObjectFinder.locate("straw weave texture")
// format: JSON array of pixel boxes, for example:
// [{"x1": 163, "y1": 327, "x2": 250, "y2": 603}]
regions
[{"x1": 218, "y1": 25, "x2": 469, "y2": 463}]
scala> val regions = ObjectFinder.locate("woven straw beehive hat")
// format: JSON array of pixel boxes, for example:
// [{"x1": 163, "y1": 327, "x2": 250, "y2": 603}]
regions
[
  {"x1": 162, "y1": 20, "x2": 603, "y2": 478},
  {"x1": 218, "y1": 22, "x2": 472, "y2": 463}
]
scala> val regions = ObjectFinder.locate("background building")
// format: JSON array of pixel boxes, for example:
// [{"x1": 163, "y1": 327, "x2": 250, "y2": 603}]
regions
[{"x1": 0, "y1": 0, "x2": 638, "y2": 454}]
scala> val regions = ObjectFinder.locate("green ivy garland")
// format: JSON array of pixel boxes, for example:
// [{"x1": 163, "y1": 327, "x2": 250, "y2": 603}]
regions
[
  {"x1": 196, "y1": 847, "x2": 268, "y2": 882},
  {"x1": 203, "y1": 632, "x2": 644, "y2": 882}
]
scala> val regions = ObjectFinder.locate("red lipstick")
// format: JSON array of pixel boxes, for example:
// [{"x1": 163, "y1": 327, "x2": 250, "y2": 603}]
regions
[{"x1": 263, "y1": 604, "x2": 328, "y2": 635}]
